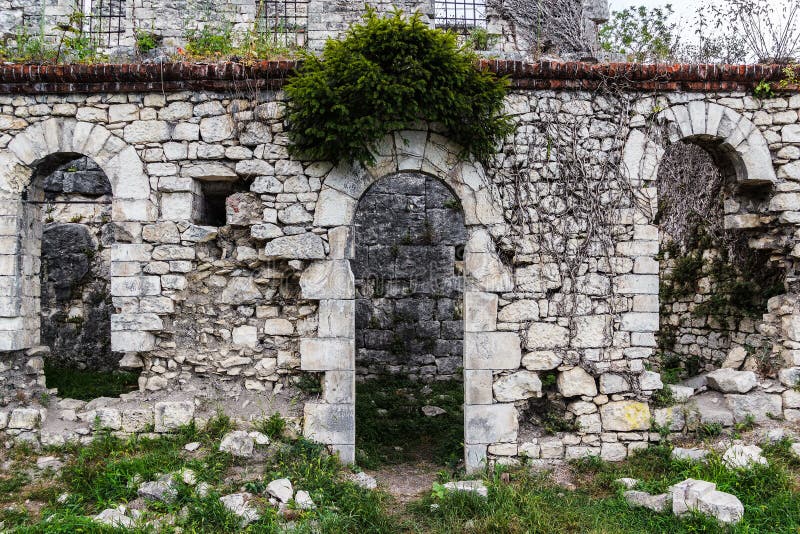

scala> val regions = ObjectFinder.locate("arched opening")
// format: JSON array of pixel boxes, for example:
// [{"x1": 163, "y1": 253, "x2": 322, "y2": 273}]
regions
[
  {"x1": 26, "y1": 153, "x2": 139, "y2": 401},
  {"x1": 353, "y1": 172, "x2": 467, "y2": 468},
  {"x1": 655, "y1": 140, "x2": 784, "y2": 385}
]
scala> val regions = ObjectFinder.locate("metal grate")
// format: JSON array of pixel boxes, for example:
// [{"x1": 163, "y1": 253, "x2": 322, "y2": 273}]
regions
[
  {"x1": 434, "y1": 0, "x2": 487, "y2": 33},
  {"x1": 260, "y1": 0, "x2": 309, "y2": 49},
  {"x1": 81, "y1": 0, "x2": 125, "y2": 49}
]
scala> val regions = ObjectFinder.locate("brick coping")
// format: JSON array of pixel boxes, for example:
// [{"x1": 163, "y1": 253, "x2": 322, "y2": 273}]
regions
[{"x1": 0, "y1": 59, "x2": 795, "y2": 94}]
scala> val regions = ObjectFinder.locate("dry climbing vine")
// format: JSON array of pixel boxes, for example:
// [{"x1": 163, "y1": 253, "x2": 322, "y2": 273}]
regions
[{"x1": 491, "y1": 74, "x2": 660, "y2": 321}]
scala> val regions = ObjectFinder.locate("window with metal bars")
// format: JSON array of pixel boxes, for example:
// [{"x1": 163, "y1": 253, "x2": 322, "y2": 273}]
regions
[
  {"x1": 77, "y1": 0, "x2": 125, "y2": 49},
  {"x1": 259, "y1": 0, "x2": 309, "y2": 49},
  {"x1": 434, "y1": 0, "x2": 487, "y2": 33}
]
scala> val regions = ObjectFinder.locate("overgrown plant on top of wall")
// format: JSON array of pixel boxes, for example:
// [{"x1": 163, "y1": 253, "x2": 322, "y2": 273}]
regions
[{"x1": 284, "y1": 8, "x2": 514, "y2": 166}]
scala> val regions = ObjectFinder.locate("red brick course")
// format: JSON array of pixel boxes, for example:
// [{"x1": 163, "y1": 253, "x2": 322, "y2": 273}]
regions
[{"x1": 0, "y1": 59, "x2": 795, "y2": 94}]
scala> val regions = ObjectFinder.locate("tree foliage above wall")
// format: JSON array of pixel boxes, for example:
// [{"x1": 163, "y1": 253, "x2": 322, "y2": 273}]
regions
[{"x1": 284, "y1": 8, "x2": 513, "y2": 166}]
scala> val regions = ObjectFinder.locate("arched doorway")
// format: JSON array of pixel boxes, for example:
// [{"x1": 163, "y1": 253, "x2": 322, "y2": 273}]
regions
[
  {"x1": 25, "y1": 153, "x2": 140, "y2": 400},
  {"x1": 353, "y1": 172, "x2": 467, "y2": 467},
  {"x1": 301, "y1": 129, "x2": 518, "y2": 473}
]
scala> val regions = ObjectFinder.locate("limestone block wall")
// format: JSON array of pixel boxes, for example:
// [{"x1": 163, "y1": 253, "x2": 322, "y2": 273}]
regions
[
  {"x1": 353, "y1": 173, "x2": 467, "y2": 382},
  {"x1": 658, "y1": 244, "x2": 780, "y2": 376},
  {"x1": 0, "y1": 61, "x2": 797, "y2": 470}
]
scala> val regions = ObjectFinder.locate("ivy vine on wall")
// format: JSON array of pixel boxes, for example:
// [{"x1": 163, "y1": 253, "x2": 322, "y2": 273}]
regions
[{"x1": 284, "y1": 8, "x2": 514, "y2": 166}]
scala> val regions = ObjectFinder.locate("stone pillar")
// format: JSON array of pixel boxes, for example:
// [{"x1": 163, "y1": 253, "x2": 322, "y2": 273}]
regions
[{"x1": 0, "y1": 199, "x2": 37, "y2": 351}]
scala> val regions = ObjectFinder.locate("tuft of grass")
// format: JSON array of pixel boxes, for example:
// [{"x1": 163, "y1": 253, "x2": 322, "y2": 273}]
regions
[
  {"x1": 255, "y1": 412, "x2": 286, "y2": 440},
  {"x1": 204, "y1": 411, "x2": 235, "y2": 441},
  {"x1": 43, "y1": 362, "x2": 139, "y2": 401}
]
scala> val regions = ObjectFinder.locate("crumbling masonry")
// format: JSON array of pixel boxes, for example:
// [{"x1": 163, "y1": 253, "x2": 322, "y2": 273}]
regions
[{"x1": 0, "y1": 4, "x2": 799, "y2": 474}]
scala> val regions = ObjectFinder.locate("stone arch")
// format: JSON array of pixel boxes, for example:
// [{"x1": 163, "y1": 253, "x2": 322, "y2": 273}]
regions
[
  {"x1": 0, "y1": 118, "x2": 155, "y2": 352},
  {"x1": 623, "y1": 101, "x2": 777, "y2": 189},
  {"x1": 299, "y1": 129, "x2": 517, "y2": 472}
]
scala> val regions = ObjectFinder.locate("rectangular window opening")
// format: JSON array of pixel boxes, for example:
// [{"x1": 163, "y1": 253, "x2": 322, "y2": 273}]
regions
[
  {"x1": 434, "y1": 0, "x2": 487, "y2": 34},
  {"x1": 259, "y1": 0, "x2": 309, "y2": 49},
  {"x1": 76, "y1": 0, "x2": 126, "y2": 49}
]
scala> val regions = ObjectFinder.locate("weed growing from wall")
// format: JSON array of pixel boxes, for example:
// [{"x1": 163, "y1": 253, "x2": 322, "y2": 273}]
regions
[{"x1": 284, "y1": 8, "x2": 513, "y2": 165}]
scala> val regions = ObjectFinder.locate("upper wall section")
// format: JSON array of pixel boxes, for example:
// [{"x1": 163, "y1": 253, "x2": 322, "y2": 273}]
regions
[{"x1": 0, "y1": 0, "x2": 607, "y2": 59}]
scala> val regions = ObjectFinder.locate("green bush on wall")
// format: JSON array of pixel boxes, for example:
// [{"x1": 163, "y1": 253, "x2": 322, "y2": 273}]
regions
[{"x1": 285, "y1": 8, "x2": 514, "y2": 166}]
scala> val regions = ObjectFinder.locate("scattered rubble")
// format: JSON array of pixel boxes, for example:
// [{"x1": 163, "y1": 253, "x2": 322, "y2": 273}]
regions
[
  {"x1": 348, "y1": 472, "x2": 377, "y2": 490},
  {"x1": 624, "y1": 491, "x2": 671, "y2": 512},
  {"x1": 722, "y1": 444, "x2": 769, "y2": 469},
  {"x1": 219, "y1": 431, "x2": 255, "y2": 458},
  {"x1": 442, "y1": 480, "x2": 488, "y2": 498},
  {"x1": 219, "y1": 493, "x2": 260, "y2": 525}
]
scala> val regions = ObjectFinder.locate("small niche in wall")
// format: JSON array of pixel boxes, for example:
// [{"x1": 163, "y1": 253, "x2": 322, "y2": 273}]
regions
[{"x1": 197, "y1": 180, "x2": 249, "y2": 227}]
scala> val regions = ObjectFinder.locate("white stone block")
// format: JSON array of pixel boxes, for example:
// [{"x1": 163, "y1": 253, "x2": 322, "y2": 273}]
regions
[
  {"x1": 464, "y1": 332, "x2": 521, "y2": 370},
  {"x1": 526, "y1": 322, "x2": 569, "y2": 349},
  {"x1": 300, "y1": 338, "x2": 354, "y2": 371},
  {"x1": 317, "y1": 300, "x2": 355, "y2": 338},
  {"x1": 154, "y1": 401, "x2": 195, "y2": 432},
  {"x1": 111, "y1": 331, "x2": 156, "y2": 352},
  {"x1": 464, "y1": 292, "x2": 498, "y2": 332},
  {"x1": 232, "y1": 325, "x2": 258, "y2": 348},
  {"x1": 299, "y1": 261, "x2": 354, "y2": 299},
  {"x1": 303, "y1": 403, "x2": 355, "y2": 444},
  {"x1": 600, "y1": 401, "x2": 651, "y2": 431},
  {"x1": 557, "y1": 367, "x2": 597, "y2": 397},
  {"x1": 493, "y1": 371, "x2": 542, "y2": 402},
  {"x1": 464, "y1": 404, "x2": 518, "y2": 444}
]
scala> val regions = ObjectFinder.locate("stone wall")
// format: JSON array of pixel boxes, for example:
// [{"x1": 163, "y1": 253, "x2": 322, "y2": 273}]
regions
[
  {"x1": 0, "y1": 61, "x2": 798, "y2": 470},
  {"x1": 353, "y1": 173, "x2": 466, "y2": 382}
]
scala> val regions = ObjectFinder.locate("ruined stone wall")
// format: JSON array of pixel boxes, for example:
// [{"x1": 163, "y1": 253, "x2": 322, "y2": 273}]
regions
[
  {"x1": 0, "y1": 63, "x2": 798, "y2": 468},
  {"x1": 353, "y1": 173, "x2": 466, "y2": 382}
]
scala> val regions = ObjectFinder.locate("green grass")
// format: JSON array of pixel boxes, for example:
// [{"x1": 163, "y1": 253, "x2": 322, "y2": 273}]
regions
[
  {"x1": 355, "y1": 377, "x2": 464, "y2": 469},
  {"x1": 2, "y1": 426, "x2": 401, "y2": 533},
  {"x1": 43, "y1": 362, "x2": 139, "y2": 401},
  {"x1": 412, "y1": 442, "x2": 800, "y2": 533},
  {"x1": 2, "y1": 422, "x2": 799, "y2": 533}
]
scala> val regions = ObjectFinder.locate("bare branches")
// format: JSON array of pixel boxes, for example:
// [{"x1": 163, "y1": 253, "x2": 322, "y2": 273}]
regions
[
  {"x1": 487, "y1": 0, "x2": 597, "y2": 56},
  {"x1": 709, "y1": 0, "x2": 800, "y2": 63},
  {"x1": 656, "y1": 141, "x2": 724, "y2": 253}
]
